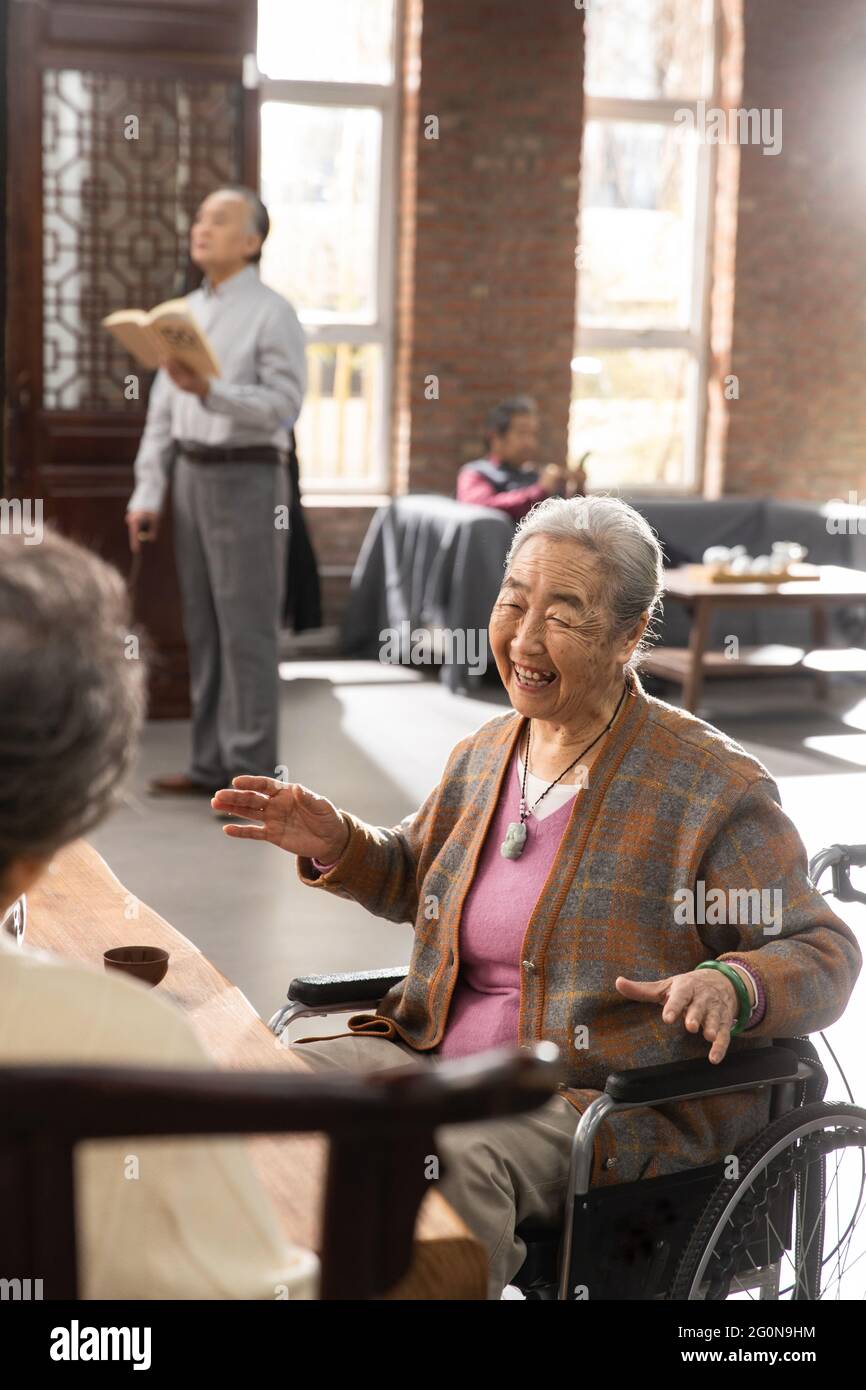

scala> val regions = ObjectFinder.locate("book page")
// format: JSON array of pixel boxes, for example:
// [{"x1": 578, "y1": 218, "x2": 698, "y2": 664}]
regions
[
  {"x1": 149, "y1": 313, "x2": 220, "y2": 378},
  {"x1": 101, "y1": 316, "x2": 162, "y2": 371}
]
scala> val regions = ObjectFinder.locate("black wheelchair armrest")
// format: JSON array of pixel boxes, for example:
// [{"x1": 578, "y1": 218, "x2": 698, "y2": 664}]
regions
[
  {"x1": 603, "y1": 1044, "x2": 801, "y2": 1106},
  {"x1": 287, "y1": 968, "x2": 409, "y2": 1008}
]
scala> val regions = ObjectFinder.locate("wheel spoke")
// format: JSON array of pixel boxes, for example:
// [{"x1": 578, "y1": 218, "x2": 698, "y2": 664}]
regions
[{"x1": 672, "y1": 1107, "x2": 866, "y2": 1303}]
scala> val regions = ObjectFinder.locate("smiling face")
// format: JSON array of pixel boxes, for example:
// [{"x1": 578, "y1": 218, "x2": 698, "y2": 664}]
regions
[{"x1": 490, "y1": 535, "x2": 644, "y2": 726}]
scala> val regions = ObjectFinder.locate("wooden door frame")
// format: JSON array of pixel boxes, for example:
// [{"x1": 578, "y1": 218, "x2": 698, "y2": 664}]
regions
[
  {"x1": 6, "y1": 0, "x2": 259, "y2": 497},
  {"x1": 4, "y1": 0, "x2": 259, "y2": 717}
]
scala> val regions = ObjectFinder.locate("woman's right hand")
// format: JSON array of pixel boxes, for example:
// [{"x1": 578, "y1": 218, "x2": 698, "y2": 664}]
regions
[{"x1": 212, "y1": 777, "x2": 351, "y2": 862}]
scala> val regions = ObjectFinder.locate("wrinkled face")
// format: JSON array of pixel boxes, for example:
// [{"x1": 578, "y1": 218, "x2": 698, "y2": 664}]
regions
[
  {"x1": 190, "y1": 192, "x2": 260, "y2": 271},
  {"x1": 490, "y1": 412, "x2": 539, "y2": 466},
  {"x1": 490, "y1": 535, "x2": 627, "y2": 721}
]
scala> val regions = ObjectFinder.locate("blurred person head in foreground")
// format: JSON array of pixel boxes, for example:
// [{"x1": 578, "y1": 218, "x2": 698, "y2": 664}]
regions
[
  {"x1": 0, "y1": 528, "x2": 318, "y2": 1299},
  {"x1": 0, "y1": 529, "x2": 144, "y2": 921}
]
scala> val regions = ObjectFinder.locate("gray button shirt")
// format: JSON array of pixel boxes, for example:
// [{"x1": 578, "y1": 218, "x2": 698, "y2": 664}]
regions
[{"x1": 127, "y1": 263, "x2": 307, "y2": 514}]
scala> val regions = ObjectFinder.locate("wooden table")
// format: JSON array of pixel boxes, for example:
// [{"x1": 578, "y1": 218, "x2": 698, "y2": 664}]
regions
[
  {"x1": 642, "y1": 563, "x2": 866, "y2": 713},
  {"x1": 26, "y1": 840, "x2": 487, "y2": 1300}
]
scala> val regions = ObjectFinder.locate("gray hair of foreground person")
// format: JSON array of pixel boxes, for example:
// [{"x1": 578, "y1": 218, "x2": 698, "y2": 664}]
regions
[
  {"x1": 504, "y1": 494, "x2": 665, "y2": 669},
  {"x1": 0, "y1": 529, "x2": 146, "y2": 880}
]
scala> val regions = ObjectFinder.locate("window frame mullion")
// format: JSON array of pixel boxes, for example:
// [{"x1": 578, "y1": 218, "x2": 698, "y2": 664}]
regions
[
  {"x1": 577, "y1": 2, "x2": 718, "y2": 492},
  {"x1": 256, "y1": 0, "x2": 402, "y2": 492}
]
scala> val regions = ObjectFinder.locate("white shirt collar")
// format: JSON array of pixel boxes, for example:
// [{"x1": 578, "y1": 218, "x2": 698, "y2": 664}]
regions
[{"x1": 201, "y1": 263, "x2": 259, "y2": 300}]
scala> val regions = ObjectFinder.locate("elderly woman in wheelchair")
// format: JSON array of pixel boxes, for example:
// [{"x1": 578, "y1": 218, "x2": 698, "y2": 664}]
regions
[{"x1": 215, "y1": 495, "x2": 863, "y2": 1300}]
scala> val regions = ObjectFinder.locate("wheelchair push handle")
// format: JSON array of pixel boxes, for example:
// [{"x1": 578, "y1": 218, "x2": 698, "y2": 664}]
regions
[{"x1": 809, "y1": 843, "x2": 866, "y2": 905}]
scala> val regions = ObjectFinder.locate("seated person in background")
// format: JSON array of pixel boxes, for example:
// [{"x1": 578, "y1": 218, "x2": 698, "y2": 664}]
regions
[
  {"x1": 0, "y1": 530, "x2": 312, "y2": 1299},
  {"x1": 456, "y1": 394, "x2": 587, "y2": 521}
]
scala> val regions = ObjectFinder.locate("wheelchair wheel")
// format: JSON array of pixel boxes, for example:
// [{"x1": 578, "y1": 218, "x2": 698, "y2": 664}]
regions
[{"x1": 670, "y1": 1102, "x2": 866, "y2": 1300}]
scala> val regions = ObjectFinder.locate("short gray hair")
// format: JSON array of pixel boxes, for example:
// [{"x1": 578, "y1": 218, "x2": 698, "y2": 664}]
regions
[
  {"x1": 0, "y1": 530, "x2": 146, "y2": 881},
  {"x1": 504, "y1": 495, "x2": 664, "y2": 667}
]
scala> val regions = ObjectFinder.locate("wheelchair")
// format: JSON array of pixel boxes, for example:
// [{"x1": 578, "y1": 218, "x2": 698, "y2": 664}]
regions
[{"x1": 269, "y1": 844, "x2": 866, "y2": 1300}]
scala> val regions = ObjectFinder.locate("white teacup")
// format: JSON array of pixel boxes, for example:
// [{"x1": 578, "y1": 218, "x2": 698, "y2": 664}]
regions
[
  {"x1": 702, "y1": 546, "x2": 731, "y2": 565},
  {"x1": 771, "y1": 541, "x2": 808, "y2": 567}
]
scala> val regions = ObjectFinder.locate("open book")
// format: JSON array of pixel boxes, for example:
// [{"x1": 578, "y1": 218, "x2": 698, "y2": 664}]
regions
[{"x1": 101, "y1": 299, "x2": 220, "y2": 377}]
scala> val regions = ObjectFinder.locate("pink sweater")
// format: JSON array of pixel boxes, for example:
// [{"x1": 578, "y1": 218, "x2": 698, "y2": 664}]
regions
[
  {"x1": 311, "y1": 753, "x2": 766, "y2": 1055},
  {"x1": 433, "y1": 752, "x2": 577, "y2": 1058},
  {"x1": 455, "y1": 464, "x2": 547, "y2": 521},
  {"x1": 313, "y1": 752, "x2": 573, "y2": 1057}
]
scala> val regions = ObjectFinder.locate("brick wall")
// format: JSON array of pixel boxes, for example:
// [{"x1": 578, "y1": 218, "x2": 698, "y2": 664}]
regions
[
  {"x1": 399, "y1": 0, "x2": 584, "y2": 494},
  {"x1": 704, "y1": 0, "x2": 743, "y2": 500},
  {"x1": 307, "y1": 0, "x2": 584, "y2": 638},
  {"x1": 721, "y1": 0, "x2": 866, "y2": 500},
  {"x1": 392, "y1": 0, "x2": 423, "y2": 496}
]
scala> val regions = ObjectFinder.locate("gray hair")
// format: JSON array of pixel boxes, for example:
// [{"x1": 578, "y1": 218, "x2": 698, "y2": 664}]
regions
[
  {"x1": 0, "y1": 530, "x2": 146, "y2": 882},
  {"x1": 504, "y1": 495, "x2": 664, "y2": 668}
]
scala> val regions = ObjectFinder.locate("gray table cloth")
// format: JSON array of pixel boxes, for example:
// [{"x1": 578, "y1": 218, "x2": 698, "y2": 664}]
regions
[
  {"x1": 626, "y1": 496, "x2": 866, "y2": 648},
  {"x1": 341, "y1": 494, "x2": 514, "y2": 691},
  {"x1": 342, "y1": 493, "x2": 866, "y2": 690}
]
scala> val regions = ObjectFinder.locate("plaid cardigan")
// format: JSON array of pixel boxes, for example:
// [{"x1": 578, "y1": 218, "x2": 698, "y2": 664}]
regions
[{"x1": 297, "y1": 669, "x2": 861, "y2": 1187}]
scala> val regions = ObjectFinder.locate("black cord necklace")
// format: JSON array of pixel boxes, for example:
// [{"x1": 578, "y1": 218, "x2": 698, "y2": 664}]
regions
[{"x1": 500, "y1": 682, "x2": 629, "y2": 861}]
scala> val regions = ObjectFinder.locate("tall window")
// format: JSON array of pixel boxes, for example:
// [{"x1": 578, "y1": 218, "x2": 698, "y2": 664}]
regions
[
  {"x1": 257, "y1": 0, "x2": 398, "y2": 491},
  {"x1": 572, "y1": 0, "x2": 716, "y2": 491}
]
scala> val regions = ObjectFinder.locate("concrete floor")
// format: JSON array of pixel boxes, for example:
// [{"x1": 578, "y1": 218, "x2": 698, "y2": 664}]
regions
[{"x1": 90, "y1": 662, "x2": 866, "y2": 1101}]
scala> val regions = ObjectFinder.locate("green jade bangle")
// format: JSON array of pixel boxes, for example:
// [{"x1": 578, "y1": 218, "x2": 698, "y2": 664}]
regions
[{"x1": 695, "y1": 960, "x2": 752, "y2": 1036}]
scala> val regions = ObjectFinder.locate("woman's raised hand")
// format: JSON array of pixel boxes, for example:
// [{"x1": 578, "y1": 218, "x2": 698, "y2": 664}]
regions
[{"x1": 212, "y1": 777, "x2": 350, "y2": 862}]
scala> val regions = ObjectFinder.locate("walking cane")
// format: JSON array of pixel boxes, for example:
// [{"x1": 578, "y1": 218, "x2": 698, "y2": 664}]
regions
[
  {"x1": 126, "y1": 542, "x2": 144, "y2": 606},
  {"x1": 126, "y1": 521, "x2": 153, "y2": 608}
]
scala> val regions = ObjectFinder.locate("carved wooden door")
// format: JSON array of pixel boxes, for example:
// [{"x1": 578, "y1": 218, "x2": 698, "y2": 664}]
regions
[{"x1": 5, "y1": 0, "x2": 258, "y2": 715}]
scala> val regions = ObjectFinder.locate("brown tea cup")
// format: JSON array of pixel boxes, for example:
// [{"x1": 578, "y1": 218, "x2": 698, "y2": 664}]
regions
[{"x1": 104, "y1": 945, "x2": 169, "y2": 987}]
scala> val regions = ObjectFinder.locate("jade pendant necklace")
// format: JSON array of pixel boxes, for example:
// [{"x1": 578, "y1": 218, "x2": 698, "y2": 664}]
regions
[{"x1": 500, "y1": 682, "x2": 628, "y2": 861}]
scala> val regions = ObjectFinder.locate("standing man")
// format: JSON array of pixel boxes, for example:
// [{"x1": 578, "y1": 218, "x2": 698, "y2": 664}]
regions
[
  {"x1": 126, "y1": 186, "x2": 307, "y2": 800},
  {"x1": 456, "y1": 395, "x2": 587, "y2": 522}
]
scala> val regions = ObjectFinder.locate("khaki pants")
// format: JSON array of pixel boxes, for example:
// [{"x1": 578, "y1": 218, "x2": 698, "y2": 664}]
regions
[{"x1": 289, "y1": 1032, "x2": 581, "y2": 1299}]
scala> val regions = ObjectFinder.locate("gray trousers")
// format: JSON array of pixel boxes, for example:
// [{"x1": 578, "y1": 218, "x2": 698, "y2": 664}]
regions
[
  {"x1": 172, "y1": 455, "x2": 289, "y2": 785},
  {"x1": 289, "y1": 1032, "x2": 581, "y2": 1299}
]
